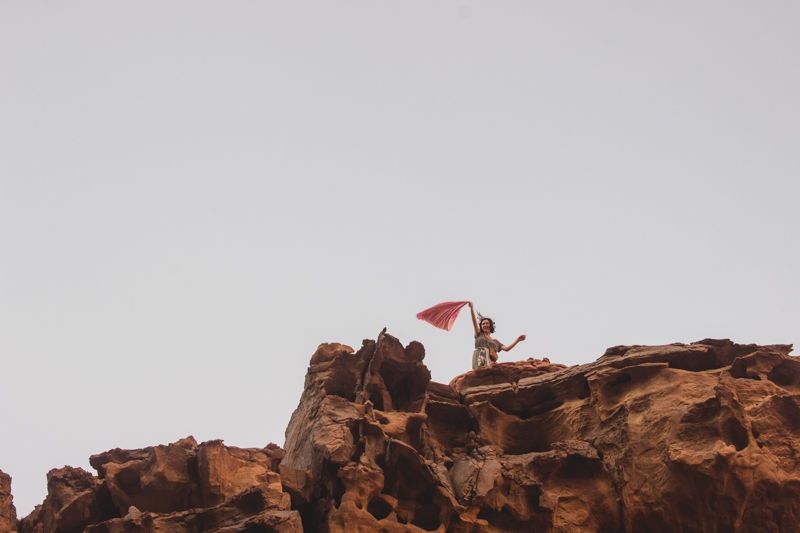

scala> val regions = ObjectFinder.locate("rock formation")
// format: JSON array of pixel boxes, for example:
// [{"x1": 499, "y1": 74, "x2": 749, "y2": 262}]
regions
[
  {"x1": 6, "y1": 332, "x2": 800, "y2": 532},
  {"x1": 280, "y1": 333, "x2": 800, "y2": 532},
  {"x1": 1, "y1": 469, "x2": 17, "y2": 533},
  {"x1": 14, "y1": 438, "x2": 300, "y2": 532}
]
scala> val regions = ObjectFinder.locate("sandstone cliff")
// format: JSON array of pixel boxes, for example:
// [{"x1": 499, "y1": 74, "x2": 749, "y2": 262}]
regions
[
  {"x1": 1, "y1": 470, "x2": 17, "y2": 533},
  {"x1": 5, "y1": 332, "x2": 799, "y2": 532}
]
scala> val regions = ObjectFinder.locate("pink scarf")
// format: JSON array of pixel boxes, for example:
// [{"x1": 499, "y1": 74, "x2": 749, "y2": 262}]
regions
[{"x1": 416, "y1": 301, "x2": 469, "y2": 331}]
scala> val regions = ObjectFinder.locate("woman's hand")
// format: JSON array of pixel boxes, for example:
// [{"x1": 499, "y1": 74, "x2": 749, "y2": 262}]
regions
[{"x1": 517, "y1": 334, "x2": 527, "y2": 342}]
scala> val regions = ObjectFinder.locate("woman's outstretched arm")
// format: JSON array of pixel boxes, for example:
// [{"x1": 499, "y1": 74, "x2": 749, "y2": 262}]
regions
[
  {"x1": 501, "y1": 335, "x2": 527, "y2": 351},
  {"x1": 468, "y1": 301, "x2": 479, "y2": 336}
]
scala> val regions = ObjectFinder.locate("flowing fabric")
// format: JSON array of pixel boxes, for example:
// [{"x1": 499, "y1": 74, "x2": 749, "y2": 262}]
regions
[{"x1": 416, "y1": 301, "x2": 469, "y2": 331}]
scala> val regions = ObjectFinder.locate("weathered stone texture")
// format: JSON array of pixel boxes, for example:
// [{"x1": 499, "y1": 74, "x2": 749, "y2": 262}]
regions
[
  {"x1": 0, "y1": 469, "x2": 17, "y2": 533},
  {"x1": 18, "y1": 439, "x2": 300, "y2": 533},
  {"x1": 281, "y1": 334, "x2": 799, "y2": 532},
  {"x1": 12, "y1": 332, "x2": 799, "y2": 532}
]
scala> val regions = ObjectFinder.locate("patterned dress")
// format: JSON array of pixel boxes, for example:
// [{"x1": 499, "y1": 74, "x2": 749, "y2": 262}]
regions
[{"x1": 472, "y1": 333, "x2": 503, "y2": 369}]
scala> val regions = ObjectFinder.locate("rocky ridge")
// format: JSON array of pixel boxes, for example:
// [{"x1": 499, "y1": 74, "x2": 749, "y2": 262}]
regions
[
  {"x1": 12, "y1": 438, "x2": 299, "y2": 533},
  {"x1": 4, "y1": 332, "x2": 799, "y2": 532}
]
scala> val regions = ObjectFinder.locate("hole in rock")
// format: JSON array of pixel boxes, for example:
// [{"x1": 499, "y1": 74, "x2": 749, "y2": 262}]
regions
[
  {"x1": 368, "y1": 387, "x2": 385, "y2": 411},
  {"x1": 768, "y1": 363, "x2": 800, "y2": 388},
  {"x1": 379, "y1": 362, "x2": 429, "y2": 412},
  {"x1": 95, "y1": 483, "x2": 121, "y2": 523},
  {"x1": 116, "y1": 467, "x2": 141, "y2": 492},
  {"x1": 668, "y1": 351, "x2": 725, "y2": 372},
  {"x1": 478, "y1": 507, "x2": 520, "y2": 530},
  {"x1": 296, "y1": 499, "x2": 328, "y2": 533},
  {"x1": 729, "y1": 364, "x2": 747, "y2": 379},
  {"x1": 411, "y1": 503, "x2": 441, "y2": 531},
  {"x1": 367, "y1": 497, "x2": 393, "y2": 520},
  {"x1": 332, "y1": 479, "x2": 345, "y2": 508},
  {"x1": 381, "y1": 442, "x2": 439, "y2": 528},
  {"x1": 406, "y1": 417, "x2": 425, "y2": 450},
  {"x1": 477, "y1": 494, "x2": 545, "y2": 532},
  {"x1": 681, "y1": 398, "x2": 721, "y2": 424},
  {"x1": 558, "y1": 454, "x2": 602, "y2": 479},
  {"x1": 722, "y1": 418, "x2": 749, "y2": 451},
  {"x1": 527, "y1": 486, "x2": 542, "y2": 509},
  {"x1": 324, "y1": 462, "x2": 346, "y2": 508},
  {"x1": 577, "y1": 377, "x2": 591, "y2": 399},
  {"x1": 351, "y1": 439, "x2": 364, "y2": 463},
  {"x1": 235, "y1": 489, "x2": 267, "y2": 514}
]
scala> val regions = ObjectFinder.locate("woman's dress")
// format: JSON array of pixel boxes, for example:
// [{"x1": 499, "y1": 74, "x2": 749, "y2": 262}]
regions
[{"x1": 473, "y1": 333, "x2": 502, "y2": 369}]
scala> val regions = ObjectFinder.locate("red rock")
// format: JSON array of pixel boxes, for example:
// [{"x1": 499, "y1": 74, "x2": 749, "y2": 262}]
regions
[
  {"x1": 281, "y1": 334, "x2": 799, "y2": 532},
  {"x1": 89, "y1": 436, "x2": 199, "y2": 514},
  {"x1": 19, "y1": 439, "x2": 299, "y2": 533},
  {"x1": 17, "y1": 466, "x2": 114, "y2": 533},
  {"x1": 0, "y1": 469, "x2": 17, "y2": 533},
  {"x1": 11, "y1": 333, "x2": 800, "y2": 532},
  {"x1": 84, "y1": 488, "x2": 302, "y2": 533},
  {"x1": 197, "y1": 440, "x2": 290, "y2": 510}
]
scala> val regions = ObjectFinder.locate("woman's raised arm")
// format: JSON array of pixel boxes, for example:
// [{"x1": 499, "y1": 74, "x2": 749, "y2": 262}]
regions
[{"x1": 468, "y1": 301, "x2": 479, "y2": 336}]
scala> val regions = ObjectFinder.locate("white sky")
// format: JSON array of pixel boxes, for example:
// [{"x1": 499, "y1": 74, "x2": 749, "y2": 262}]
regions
[{"x1": 1, "y1": 0, "x2": 798, "y2": 516}]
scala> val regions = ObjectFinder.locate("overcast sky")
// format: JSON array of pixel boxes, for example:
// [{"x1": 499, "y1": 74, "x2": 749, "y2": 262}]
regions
[{"x1": 1, "y1": 1, "x2": 798, "y2": 516}]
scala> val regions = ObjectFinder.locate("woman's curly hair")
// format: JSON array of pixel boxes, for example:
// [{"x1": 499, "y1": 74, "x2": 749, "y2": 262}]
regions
[{"x1": 478, "y1": 315, "x2": 496, "y2": 334}]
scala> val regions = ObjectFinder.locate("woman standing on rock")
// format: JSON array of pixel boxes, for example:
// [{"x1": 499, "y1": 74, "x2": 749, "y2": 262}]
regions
[{"x1": 469, "y1": 301, "x2": 526, "y2": 369}]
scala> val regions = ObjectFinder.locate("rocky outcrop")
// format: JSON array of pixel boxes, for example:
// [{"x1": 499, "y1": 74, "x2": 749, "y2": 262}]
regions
[
  {"x1": 17, "y1": 466, "x2": 113, "y2": 533},
  {"x1": 18, "y1": 438, "x2": 300, "y2": 533},
  {"x1": 12, "y1": 332, "x2": 800, "y2": 532},
  {"x1": 281, "y1": 332, "x2": 799, "y2": 532},
  {"x1": 1, "y1": 469, "x2": 17, "y2": 532}
]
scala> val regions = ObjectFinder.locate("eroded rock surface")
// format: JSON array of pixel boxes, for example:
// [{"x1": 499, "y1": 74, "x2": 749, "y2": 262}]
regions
[
  {"x1": 281, "y1": 333, "x2": 799, "y2": 532},
  {"x1": 1, "y1": 469, "x2": 17, "y2": 532},
  {"x1": 12, "y1": 333, "x2": 800, "y2": 532},
  {"x1": 17, "y1": 439, "x2": 300, "y2": 533}
]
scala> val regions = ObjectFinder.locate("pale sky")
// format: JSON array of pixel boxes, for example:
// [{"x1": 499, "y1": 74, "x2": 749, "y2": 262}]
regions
[{"x1": 1, "y1": 1, "x2": 798, "y2": 516}]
